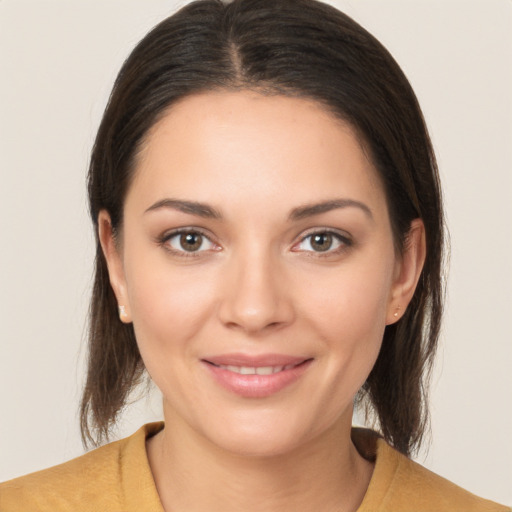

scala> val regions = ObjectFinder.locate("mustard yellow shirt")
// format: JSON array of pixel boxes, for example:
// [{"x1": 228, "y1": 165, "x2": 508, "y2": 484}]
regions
[{"x1": 0, "y1": 422, "x2": 509, "y2": 511}]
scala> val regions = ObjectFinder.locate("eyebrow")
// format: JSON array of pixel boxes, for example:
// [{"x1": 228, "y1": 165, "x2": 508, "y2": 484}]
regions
[
  {"x1": 289, "y1": 198, "x2": 373, "y2": 221},
  {"x1": 145, "y1": 198, "x2": 222, "y2": 219},
  {"x1": 144, "y1": 197, "x2": 373, "y2": 221}
]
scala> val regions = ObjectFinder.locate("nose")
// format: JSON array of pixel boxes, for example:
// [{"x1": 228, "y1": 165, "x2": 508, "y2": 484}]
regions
[{"x1": 218, "y1": 247, "x2": 295, "y2": 334}]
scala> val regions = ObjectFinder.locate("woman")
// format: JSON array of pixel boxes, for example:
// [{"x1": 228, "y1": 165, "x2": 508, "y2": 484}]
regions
[{"x1": 0, "y1": 0, "x2": 509, "y2": 510}]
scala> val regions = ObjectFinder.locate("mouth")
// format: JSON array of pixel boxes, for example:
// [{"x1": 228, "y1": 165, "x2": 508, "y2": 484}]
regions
[
  {"x1": 209, "y1": 363, "x2": 301, "y2": 375},
  {"x1": 201, "y1": 355, "x2": 313, "y2": 398}
]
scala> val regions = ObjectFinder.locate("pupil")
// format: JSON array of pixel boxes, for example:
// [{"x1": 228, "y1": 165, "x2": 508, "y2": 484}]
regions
[
  {"x1": 312, "y1": 233, "x2": 332, "y2": 251},
  {"x1": 180, "y1": 233, "x2": 202, "y2": 251}
]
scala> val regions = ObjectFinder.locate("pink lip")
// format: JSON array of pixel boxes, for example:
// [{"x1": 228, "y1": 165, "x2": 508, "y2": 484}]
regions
[{"x1": 201, "y1": 353, "x2": 313, "y2": 398}]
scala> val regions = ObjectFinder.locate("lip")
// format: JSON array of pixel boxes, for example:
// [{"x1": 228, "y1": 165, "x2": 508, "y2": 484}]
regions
[{"x1": 201, "y1": 353, "x2": 313, "y2": 398}]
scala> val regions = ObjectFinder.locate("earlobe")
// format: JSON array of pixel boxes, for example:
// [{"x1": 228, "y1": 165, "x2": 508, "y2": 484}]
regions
[
  {"x1": 386, "y1": 218, "x2": 426, "y2": 325},
  {"x1": 98, "y1": 210, "x2": 132, "y2": 323}
]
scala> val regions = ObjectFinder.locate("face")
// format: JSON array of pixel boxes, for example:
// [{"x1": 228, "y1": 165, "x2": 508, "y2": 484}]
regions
[{"x1": 101, "y1": 90, "x2": 424, "y2": 457}]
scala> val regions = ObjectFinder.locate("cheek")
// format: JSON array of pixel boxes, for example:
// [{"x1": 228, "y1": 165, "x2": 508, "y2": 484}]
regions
[
  {"x1": 124, "y1": 262, "x2": 221, "y2": 403},
  {"x1": 124, "y1": 255, "x2": 217, "y2": 357},
  {"x1": 305, "y1": 263, "x2": 393, "y2": 338},
  {"x1": 300, "y1": 253, "x2": 395, "y2": 379}
]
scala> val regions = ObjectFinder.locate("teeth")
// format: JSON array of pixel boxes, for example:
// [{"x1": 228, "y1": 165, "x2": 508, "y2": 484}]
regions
[
  {"x1": 218, "y1": 364, "x2": 295, "y2": 375},
  {"x1": 256, "y1": 366, "x2": 273, "y2": 375}
]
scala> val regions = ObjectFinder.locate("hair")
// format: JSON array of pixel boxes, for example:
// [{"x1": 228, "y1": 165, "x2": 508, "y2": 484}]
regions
[{"x1": 81, "y1": 0, "x2": 445, "y2": 456}]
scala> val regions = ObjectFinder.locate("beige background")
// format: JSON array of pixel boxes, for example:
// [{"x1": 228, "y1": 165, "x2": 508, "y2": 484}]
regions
[{"x1": 1, "y1": 0, "x2": 511, "y2": 505}]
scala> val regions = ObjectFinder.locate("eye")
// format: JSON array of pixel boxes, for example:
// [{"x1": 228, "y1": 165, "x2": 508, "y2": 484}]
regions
[
  {"x1": 293, "y1": 231, "x2": 350, "y2": 254},
  {"x1": 163, "y1": 230, "x2": 217, "y2": 254}
]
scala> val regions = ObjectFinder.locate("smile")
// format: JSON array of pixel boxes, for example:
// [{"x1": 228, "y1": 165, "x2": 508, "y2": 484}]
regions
[
  {"x1": 214, "y1": 363, "x2": 299, "y2": 375},
  {"x1": 202, "y1": 355, "x2": 313, "y2": 398}
]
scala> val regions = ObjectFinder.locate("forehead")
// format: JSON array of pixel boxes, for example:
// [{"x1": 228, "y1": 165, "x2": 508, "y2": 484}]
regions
[{"x1": 127, "y1": 90, "x2": 385, "y2": 215}]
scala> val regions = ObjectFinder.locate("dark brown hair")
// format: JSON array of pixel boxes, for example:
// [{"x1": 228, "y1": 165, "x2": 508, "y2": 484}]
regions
[{"x1": 81, "y1": 0, "x2": 445, "y2": 456}]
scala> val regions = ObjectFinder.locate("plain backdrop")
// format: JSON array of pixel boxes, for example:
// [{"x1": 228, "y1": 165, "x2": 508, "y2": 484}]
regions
[{"x1": 1, "y1": 0, "x2": 511, "y2": 505}]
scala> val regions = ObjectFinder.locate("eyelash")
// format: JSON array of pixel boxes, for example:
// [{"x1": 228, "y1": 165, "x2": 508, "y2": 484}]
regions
[
  {"x1": 157, "y1": 228, "x2": 353, "y2": 258},
  {"x1": 293, "y1": 229, "x2": 353, "y2": 257},
  {"x1": 157, "y1": 228, "x2": 218, "y2": 258}
]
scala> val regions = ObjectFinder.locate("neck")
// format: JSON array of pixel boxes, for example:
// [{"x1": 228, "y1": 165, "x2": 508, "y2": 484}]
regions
[{"x1": 146, "y1": 406, "x2": 373, "y2": 512}]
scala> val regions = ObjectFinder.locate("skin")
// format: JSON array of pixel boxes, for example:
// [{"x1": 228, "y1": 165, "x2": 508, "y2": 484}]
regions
[{"x1": 100, "y1": 90, "x2": 425, "y2": 512}]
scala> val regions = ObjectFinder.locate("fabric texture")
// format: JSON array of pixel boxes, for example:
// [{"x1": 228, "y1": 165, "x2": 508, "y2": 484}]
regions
[{"x1": 0, "y1": 422, "x2": 509, "y2": 511}]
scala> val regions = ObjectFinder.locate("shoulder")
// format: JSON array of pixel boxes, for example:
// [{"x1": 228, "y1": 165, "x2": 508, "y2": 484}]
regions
[
  {"x1": 0, "y1": 423, "x2": 164, "y2": 512},
  {"x1": 383, "y1": 446, "x2": 509, "y2": 512},
  {"x1": 353, "y1": 428, "x2": 510, "y2": 512},
  {"x1": 0, "y1": 436, "x2": 127, "y2": 511}
]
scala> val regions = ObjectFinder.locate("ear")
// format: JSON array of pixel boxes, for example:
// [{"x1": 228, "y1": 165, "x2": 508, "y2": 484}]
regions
[
  {"x1": 386, "y1": 218, "x2": 426, "y2": 325},
  {"x1": 98, "y1": 210, "x2": 132, "y2": 323}
]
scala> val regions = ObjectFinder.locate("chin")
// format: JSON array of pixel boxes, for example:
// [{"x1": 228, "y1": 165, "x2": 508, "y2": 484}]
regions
[{"x1": 196, "y1": 407, "x2": 340, "y2": 459}]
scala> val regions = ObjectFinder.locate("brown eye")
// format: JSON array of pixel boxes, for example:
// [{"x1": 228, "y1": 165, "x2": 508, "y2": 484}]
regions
[
  {"x1": 180, "y1": 232, "x2": 203, "y2": 251},
  {"x1": 293, "y1": 231, "x2": 350, "y2": 254},
  {"x1": 310, "y1": 233, "x2": 333, "y2": 252},
  {"x1": 165, "y1": 230, "x2": 216, "y2": 254}
]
